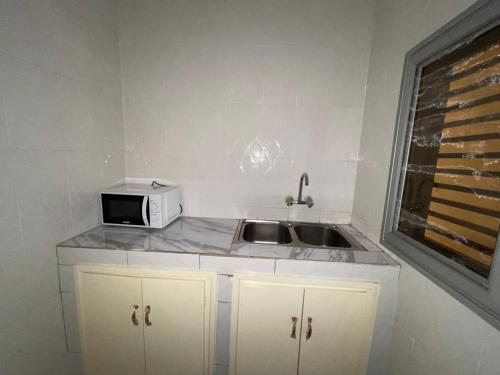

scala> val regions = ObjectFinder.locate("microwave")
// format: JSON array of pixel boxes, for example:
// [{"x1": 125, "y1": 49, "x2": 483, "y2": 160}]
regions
[{"x1": 101, "y1": 183, "x2": 181, "y2": 228}]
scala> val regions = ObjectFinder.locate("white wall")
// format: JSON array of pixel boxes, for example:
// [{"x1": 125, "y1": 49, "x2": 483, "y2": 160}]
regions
[
  {"x1": 118, "y1": 0, "x2": 375, "y2": 222},
  {"x1": 351, "y1": 0, "x2": 500, "y2": 374},
  {"x1": 0, "y1": 1, "x2": 124, "y2": 373}
]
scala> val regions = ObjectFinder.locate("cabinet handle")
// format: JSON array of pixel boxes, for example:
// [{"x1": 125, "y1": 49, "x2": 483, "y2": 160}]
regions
[
  {"x1": 290, "y1": 317, "x2": 298, "y2": 339},
  {"x1": 145, "y1": 305, "x2": 152, "y2": 326},
  {"x1": 306, "y1": 317, "x2": 312, "y2": 340},
  {"x1": 131, "y1": 305, "x2": 139, "y2": 326}
]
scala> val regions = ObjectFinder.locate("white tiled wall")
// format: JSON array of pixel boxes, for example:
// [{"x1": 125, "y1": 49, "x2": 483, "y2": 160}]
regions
[
  {"x1": 127, "y1": 250, "x2": 199, "y2": 269},
  {"x1": 118, "y1": 0, "x2": 376, "y2": 223},
  {"x1": 57, "y1": 247, "x2": 128, "y2": 267},
  {"x1": 215, "y1": 302, "x2": 232, "y2": 367},
  {"x1": 351, "y1": 0, "x2": 500, "y2": 374},
  {"x1": 0, "y1": 1, "x2": 124, "y2": 374},
  {"x1": 200, "y1": 255, "x2": 276, "y2": 274}
]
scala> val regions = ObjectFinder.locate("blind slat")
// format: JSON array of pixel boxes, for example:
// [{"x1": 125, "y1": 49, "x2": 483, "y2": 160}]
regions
[
  {"x1": 431, "y1": 187, "x2": 500, "y2": 211},
  {"x1": 436, "y1": 158, "x2": 500, "y2": 172},
  {"x1": 449, "y1": 63, "x2": 500, "y2": 91},
  {"x1": 444, "y1": 101, "x2": 500, "y2": 123},
  {"x1": 434, "y1": 173, "x2": 500, "y2": 192},
  {"x1": 452, "y1": 43, "x2": 500, "y2": 75},
  {"x1": 447, "y1": 84, "x2": 500, "y2": 107},
  {"x1": 441, "y1": 120, "x2": 500, "y2": 138},
  {"x1": 427, "y1": 215, "x2": 497, "y2": 249},
  {"x1": 424, "y1": 229, "x2": 492, "y2": 267},
  {"x1": 439, "y1": 139, "x2": 500, "y2": 154},
  {"x1": 429, "y1": 201, "x2": 499, "y2": 231}
]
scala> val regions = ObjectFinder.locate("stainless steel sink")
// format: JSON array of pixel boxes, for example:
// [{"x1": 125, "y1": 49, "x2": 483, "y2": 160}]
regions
[
  {"x1": 294, "y1": 224, "x2": 351, "y2": 248},
  {"x1": 242, "y1": 221, "x2": 292, "y2": 244},
  {"x1": 233, "y1": 219, "x2": 362, "y2": 250}
]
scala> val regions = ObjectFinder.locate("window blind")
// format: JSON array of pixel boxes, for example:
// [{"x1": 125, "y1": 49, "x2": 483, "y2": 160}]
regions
[
  {"x1": 424, "y1": 42, "x2": 500, "y2": 271},
  {"x1": 397, "y1": 25, "x2": 500, "y2": 278}
]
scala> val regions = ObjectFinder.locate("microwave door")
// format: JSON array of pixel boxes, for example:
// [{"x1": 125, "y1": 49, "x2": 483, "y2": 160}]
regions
[
  {"x1": 141, "y1": 196, "x2": 150, "y2": 226},
  {"x1": 102, "y1": 194, "x2": 149, "y2": 226}
]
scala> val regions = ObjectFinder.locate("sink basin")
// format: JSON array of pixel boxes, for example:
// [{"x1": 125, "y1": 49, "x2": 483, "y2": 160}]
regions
[
  {"x1": 234, "y1": 219, "x2": 360, "y2": 250},
  {"x1": 242, "y1": 221, "x2": 293, "y2": 245},
  {"x1": 294, "y1": 224, "x2": 351, "y2": 248},
  {"x1": 243, "y1": 222, "x2": 292, "y2": 244}
]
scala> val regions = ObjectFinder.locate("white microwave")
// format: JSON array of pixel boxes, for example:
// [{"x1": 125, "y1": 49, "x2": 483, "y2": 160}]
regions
[{"x1": 101, "y1": 183, "x2": 181, "y2": 228}]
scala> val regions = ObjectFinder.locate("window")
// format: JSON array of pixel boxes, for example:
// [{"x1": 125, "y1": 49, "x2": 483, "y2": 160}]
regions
[{"x1": 382, "y1": 0, "x2": 500, "y2": 329}]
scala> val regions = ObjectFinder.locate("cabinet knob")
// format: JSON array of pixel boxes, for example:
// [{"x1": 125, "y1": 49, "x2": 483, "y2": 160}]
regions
[
  {"x1": 306, "y1": 317, "x2": 312, "y2": 340},
  {"x1": 145, "y1": 305, "x2": 152, "y2": 326},
  {"x1": 290, "y1": 316, "x2": 298, "y2": 339},
  {"x1": 131, "y1": 305, "x2": 139, "y2": 326}
]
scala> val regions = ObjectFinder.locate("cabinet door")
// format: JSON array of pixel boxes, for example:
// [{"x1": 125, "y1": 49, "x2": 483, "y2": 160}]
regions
[
  {"x1": 298, "y1": 287, "x2": 377, "y2": 375},
  {"x1": 78, "y1": 273, "x2": 145, "y2": 375},
  {"x1": 142, "y1": 278, "x2": 208, "y2": 375},
  {"x1": 231, "y1": 281, "x2": 304, "y2": 375}
]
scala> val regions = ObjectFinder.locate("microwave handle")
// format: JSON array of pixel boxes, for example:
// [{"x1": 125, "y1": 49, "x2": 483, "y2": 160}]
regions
[{"x1": 142, "y1": 196, "x2": 150, "y2": 226}]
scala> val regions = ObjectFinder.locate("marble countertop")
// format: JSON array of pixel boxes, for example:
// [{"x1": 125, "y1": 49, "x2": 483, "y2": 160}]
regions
[{"x1": 57, "y1": 217, "x2": 397, "y2": 266}]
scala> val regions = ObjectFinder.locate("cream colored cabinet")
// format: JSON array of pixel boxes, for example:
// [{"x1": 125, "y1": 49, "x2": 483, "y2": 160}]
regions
[
  {"x1": 77, "y1": 272, "x2": 146, "y2": 375},
  {"x1": 231, "y1": 282, "x2": 304, "y2": 375},
  {"x1": 75, "y1": 266, "x2": 217, "y2": 375},
  {"x1": 298, "y1": 287, "x2": 377, "y2": 375},
  {"x1": 230, "y1": 277, "x2": 379, "y2": 375},
  {"x1": 142, "y1": 278, "x2": 208, "y2": 375}
]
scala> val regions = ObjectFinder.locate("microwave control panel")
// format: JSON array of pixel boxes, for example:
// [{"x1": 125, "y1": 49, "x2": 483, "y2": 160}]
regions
[{"x1": 149, "y1": 195, "x2": 163, "y2": 227}]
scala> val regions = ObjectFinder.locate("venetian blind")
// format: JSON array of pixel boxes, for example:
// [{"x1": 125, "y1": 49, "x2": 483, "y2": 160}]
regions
[
  {"x1": 398, "y1": 25, "x2": 500, "y2": 278},
  {"x1": 424, "y1": 41, "x2": 500, "y2": 272}
]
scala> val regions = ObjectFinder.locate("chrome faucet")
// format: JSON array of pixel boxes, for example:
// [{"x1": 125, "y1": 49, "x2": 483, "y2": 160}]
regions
[{"x1": 285, "y1": 173, "x2": 314, "y2": 208}]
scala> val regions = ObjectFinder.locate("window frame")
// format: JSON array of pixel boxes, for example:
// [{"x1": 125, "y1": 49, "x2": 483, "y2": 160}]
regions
[{"x1": 382, "y1": 0, "x2": 500, "y2": 329}]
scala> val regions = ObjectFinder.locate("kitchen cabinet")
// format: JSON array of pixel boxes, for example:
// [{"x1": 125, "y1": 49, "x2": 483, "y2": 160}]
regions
[
  {"x1": 231, "y1": 282, "x2": 304, "y2": 375},
  {"x1": 77, "y1": 272, "x2": 145, "y2": 375},
  {"x1": 229, "y1": 276, "x2": 379, "y2": 375},
  {"x1": 75, "y1": 266, "x2": 217, "y2": 375},
  {"x1": 142, "y1": 277, "x2": 207, "y2": 375}
]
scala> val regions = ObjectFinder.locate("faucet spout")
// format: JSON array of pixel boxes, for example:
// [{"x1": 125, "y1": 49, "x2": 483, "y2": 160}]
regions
[
  {"x1": 285, "y1": 173, "x2": 314, "y2": 208},
  {"x1": 297, "y1": 173, "x2": 309, "y2": 202}
]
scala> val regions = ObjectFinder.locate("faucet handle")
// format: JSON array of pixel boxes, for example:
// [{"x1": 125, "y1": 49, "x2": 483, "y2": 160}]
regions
[
  {"x1": 285, "y1": 196, "x2": 295, "y2": 206},
  {"x1": 304, "y1": 196, "x2": 314, "y2": 208}
]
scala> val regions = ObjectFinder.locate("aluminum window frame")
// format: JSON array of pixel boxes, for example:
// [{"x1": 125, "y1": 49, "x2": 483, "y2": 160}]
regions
[{"x1": 381, "y1": 0, "x2": 500, "y2": 329}]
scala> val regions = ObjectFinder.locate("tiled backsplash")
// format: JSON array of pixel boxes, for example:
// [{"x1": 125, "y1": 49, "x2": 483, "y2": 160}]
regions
[{"x1": 119, "y1": 0, "x2": 375, "y2": 222}]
